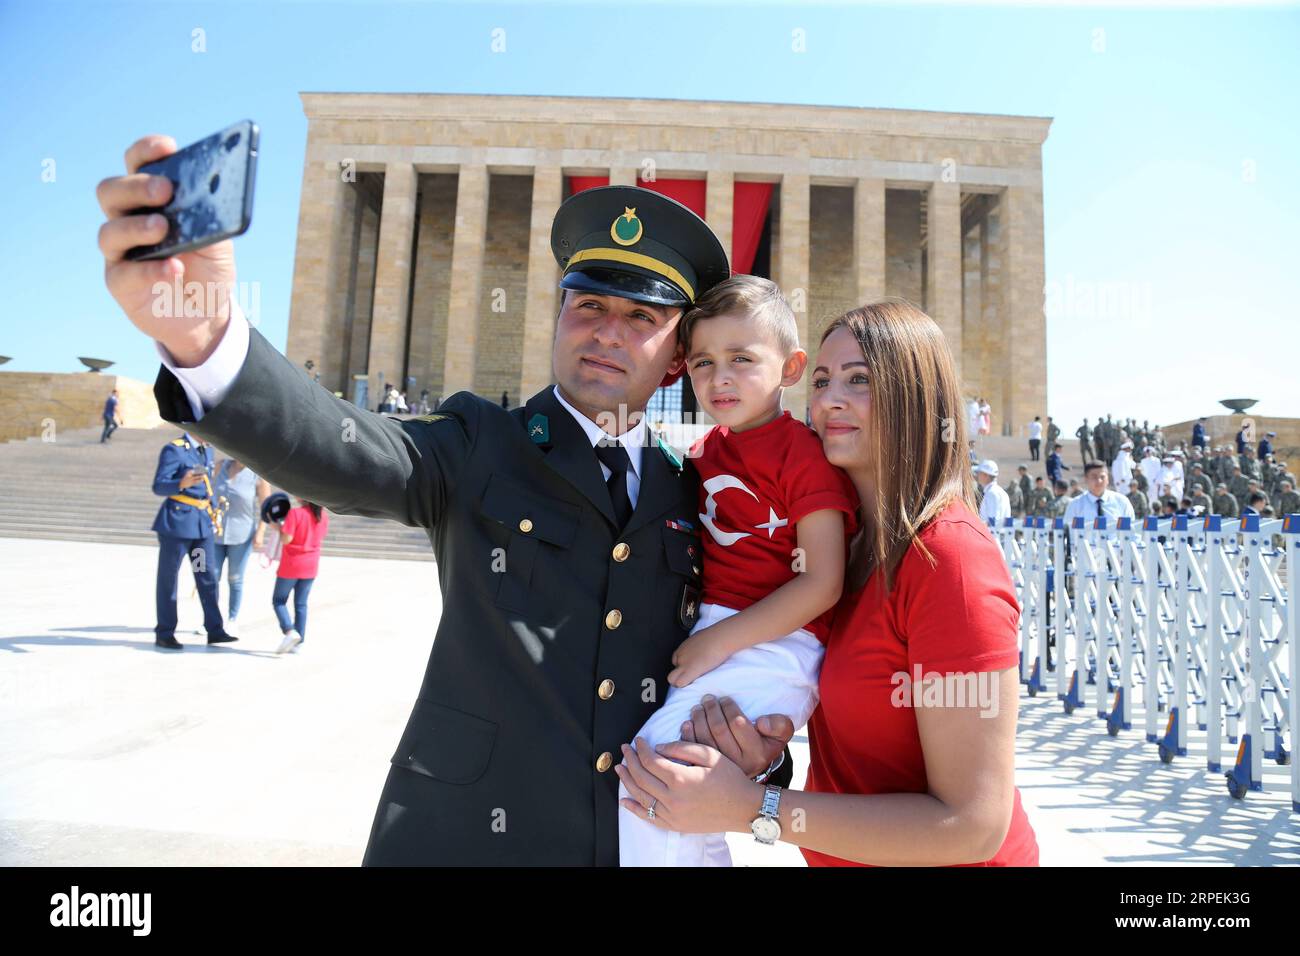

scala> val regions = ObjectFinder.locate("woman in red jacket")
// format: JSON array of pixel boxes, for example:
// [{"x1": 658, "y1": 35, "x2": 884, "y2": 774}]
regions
[
  {"x1": 618, "y1": 299, "x2": 1039, "y2": 866},
  {"x1": 273, "y1": 498, "x2": 330, "y2": 655}
]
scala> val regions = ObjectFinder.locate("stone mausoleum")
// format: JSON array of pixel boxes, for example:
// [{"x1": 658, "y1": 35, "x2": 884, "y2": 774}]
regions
[{"x1": 284, "y1": 92, "x2": 1050, "y2": 432}]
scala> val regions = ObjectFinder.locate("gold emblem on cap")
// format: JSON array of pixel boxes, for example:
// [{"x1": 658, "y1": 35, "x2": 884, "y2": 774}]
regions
[{"x1": 610, "y1": 207, "x2": 643, "y2": 246}]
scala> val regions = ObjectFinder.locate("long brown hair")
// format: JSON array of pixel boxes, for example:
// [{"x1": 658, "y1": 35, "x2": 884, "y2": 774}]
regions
[{"x1": 820, "y1": 298, "x2": 977, "y2": 593}]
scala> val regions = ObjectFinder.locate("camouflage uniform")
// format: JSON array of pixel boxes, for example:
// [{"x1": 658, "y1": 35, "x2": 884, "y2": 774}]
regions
[
  {"x1": 1128, "y1": 487, "x2": 1150, "y2": 519},
  {"x1": 1212, "y1": 489, "x2": 1239, "y2": 518}
]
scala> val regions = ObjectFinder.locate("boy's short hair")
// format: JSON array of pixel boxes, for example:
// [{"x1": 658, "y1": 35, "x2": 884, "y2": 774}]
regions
[{"x1": 678, "y1": 274, "x2": 799, "y2": 357}]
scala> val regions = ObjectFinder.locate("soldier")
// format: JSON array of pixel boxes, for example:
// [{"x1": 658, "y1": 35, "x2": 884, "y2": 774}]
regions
[
  {"x1": 1192, "y1": 417, "x2": 1207, "y2": 452},
  {"x1": 1127, "y1": 475, "x2": 1150, "y2": 520},
  {"x1": 1093, "y1": 417, "x2": 1107, "y2": 466},
  {"x1": 1076, "y1": 418, "x2": 1094, "y2": 466},
  {"x1": 1239, "y1": 446, "x2": 1260, "y2": 480},
  {"x1": 1277, "y1": 480, "x2": 1300, "y2": 517},
  {"x1": 1189, "y1": 487, "x2": 1213, "y2": 516},
  {"x1": 1258, "y1": 431, "x2": 1275, "y2": 460},
  {"x1": 149, "y1": 432, "x2": 235, "y2": 649},
  {"x1": 1228, "y1": 465, "x2": 1250, "y2": 505},
  {"x1": 98, "y1": 139, "x2": 794, "y2": 866},
  {"x1": 1212, "y1": 483, "x2": 1239, "y2": 519},
  {"x1": 1050, "y1": 479, "x2": 1071, "y2": 518},
  {"x1": 1046, "y1": 416, "x2": 1061, "y2": 450},
  {"x1": 1005, "y1": 475, "x2": 1024, "y2": 518},
  {"x1": 1187, "y1": 464, "x2": 1212, "y2": 498},
  {"x1": 1017, "y1": 464, "x2": 1032, "y2": 508},
  {"x1": 1027, "y1": 476, "x2": 1053, "y2": 518}
]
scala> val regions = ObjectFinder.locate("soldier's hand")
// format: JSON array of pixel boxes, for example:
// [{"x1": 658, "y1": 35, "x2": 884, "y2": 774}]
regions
[
  {"x1": 681, "y1": 695, "x2": 794, "y2": 778},
  {"x1": 178, "y1": 469, "x2": 204, "y2": 490},
  {"x1": 97, "y1": 134, "x2": 238, "y2": 367}
]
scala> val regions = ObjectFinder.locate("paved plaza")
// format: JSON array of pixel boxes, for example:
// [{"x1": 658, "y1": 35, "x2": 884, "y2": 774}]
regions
[{"x1": 1, "y1": 537, "x2": 1295, "y2": 866}]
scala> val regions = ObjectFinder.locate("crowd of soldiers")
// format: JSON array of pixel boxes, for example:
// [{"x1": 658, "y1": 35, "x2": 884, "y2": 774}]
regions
[{"x1": 998, "y1": 415, "x2": 1299, "y2": 523}]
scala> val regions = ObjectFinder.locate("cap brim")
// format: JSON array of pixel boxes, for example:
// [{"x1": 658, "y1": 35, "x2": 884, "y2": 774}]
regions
[{"x1": 559, "y1": 267, "x2": 689, "y2": 308}]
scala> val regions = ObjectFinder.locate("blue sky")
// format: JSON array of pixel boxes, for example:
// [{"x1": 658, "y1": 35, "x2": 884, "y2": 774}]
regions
[{"x1": 2, "y1": 0, "x2": 1297, "y2": 429}]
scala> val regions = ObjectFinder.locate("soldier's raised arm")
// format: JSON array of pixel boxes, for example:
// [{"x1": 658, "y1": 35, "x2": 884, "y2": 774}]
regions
[{"x1": 97, "y1": 134, "x2": 471, "y2": 528}]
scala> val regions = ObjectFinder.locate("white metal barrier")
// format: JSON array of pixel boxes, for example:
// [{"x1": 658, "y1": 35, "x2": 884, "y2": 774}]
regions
[{"x1": 990, "y1": 511, "x2": 1297, "y2": 811}]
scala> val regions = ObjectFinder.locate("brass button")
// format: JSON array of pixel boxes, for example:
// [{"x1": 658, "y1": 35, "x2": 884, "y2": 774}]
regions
[
  {"x1": 604, "y1": 609, "x2": 623, "y2": 630},
  {"x1": 518, "y1": 518, "x2": 533, "y2": 533},
  {"x1": 596, "y1": 751, "x2": 614, "y2": 772},
  {"x1": 598, "y1": 679, "x2": 615, "y2": 700},
  {"x1": 612, "y1": 542, "x2": 631, "y2": 562}
]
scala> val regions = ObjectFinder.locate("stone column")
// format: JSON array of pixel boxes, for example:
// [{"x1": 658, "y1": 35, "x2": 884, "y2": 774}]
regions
[
  {"x1": 347, "y1": 201, "x2": 380, "y2": 388},
  {"x1": 926, "y1": 180, "x2": 963, "y2": 383},
  {"x1": 778, "y1": 173, "x2": 810, "y2": 421},
  {"x1": 705, "y1": 170, "x2": 734, "y2": 263},
  {"x1": 609, "y1": 167, "x2": 637, "y2": 187},
  {"x1": 854, "y1": 177, "x2": 886, "y2": 305},
  {"x1": 366, "y1": 162, "x2": 418, "y2": 401},
  {"x1": 442, "y1": 165, "x2": 489, "y2": 396},
  {"x1": 287, "y1": 158, "x2": 351, "y2": 392},
  {"x1": 999, "y1": 186, "x2": 1047, "y2": 437},
  {"x1": 519, "y1": 166, "x2": 563, "y2": 401}
]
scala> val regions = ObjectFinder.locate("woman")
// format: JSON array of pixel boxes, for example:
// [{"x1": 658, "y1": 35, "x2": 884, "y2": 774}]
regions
[
  {"x1": 617, "y1": 299, "x2": 1039, "y2": 866},
  {"x1": 273, "y1": 498, "x2": 330, "y2": 655},
  {"x1": 978, "y1": 397, "x2": 993, "y2": 436},
  {"x1": 212, "y1": 457, "x2": 271, "y2": 636}
]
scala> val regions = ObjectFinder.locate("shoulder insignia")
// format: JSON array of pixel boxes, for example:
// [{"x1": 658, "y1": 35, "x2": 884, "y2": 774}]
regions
[
  {"x1": 170, "y1": 437, "x2": 188, "y2": 446},
  {"x1": 411, "y1": 413, "x2": 451, "y2": 424},
  {"x1": 527, "y1": 413, "x2": 550, "y2": 444},
  {"x1": 657, "y1": 436, "x2": 683, "y2": 470}
]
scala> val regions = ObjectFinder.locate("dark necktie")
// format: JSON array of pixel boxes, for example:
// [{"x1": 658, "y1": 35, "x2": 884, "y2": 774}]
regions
[
  {"x1": 594, "y1": 442, "x2": 634, "y2": 529},
  {"x1": 1096, "y1": 497, "x2": 1104, "y2": 517}
]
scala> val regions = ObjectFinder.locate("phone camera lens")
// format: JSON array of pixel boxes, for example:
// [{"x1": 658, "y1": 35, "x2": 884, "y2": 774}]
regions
[
  {"x1": 209, "y1": 173, "x2": 220, "y2": 194},
  {"x1": 224, "y1": 132, "x2": 241, "y2": 150}
]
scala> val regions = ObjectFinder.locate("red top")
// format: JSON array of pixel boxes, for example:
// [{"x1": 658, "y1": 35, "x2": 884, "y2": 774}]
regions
[
  {"x1": 687, "y1": 411, "x2": 859, "y2": 643},
  {"x1": 802, "y1": 499, "x2": 1039, "y2": 866},
  {"x1": 277, "y1": 506, "x2": 330, "y2": 579}
]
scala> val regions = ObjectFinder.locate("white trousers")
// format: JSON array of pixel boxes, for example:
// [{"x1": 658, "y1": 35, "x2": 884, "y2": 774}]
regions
[{"x1": 617, "y1": 601, "x2": 824, "y2": 866}]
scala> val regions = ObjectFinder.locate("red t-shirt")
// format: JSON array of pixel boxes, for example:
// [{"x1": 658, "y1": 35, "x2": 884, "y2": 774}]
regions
[
  {"x1": 802, "y1": 499, "x2": 1039, "y2": 866},
  {"x1": 277, "y1": 506, "x2": 330, "y2": 580},
  {"x1": 687, "y1": 411, "x2": 859, "y2": 643}
]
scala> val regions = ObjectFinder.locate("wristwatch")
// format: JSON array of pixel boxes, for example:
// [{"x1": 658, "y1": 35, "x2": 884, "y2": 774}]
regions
[{"x1": 750, "y1": 784, "x2": 782, "y2": 845}]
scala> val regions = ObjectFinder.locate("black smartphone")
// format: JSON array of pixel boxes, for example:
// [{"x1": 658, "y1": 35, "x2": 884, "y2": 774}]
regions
[{"x1": 125, "y1": 119, "x2": 259, "y2": 261}]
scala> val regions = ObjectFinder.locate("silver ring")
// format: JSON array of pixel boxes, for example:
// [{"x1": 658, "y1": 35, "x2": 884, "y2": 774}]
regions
[{"x1": 647, "y1": 799, "x2": 657, "y2": 820}]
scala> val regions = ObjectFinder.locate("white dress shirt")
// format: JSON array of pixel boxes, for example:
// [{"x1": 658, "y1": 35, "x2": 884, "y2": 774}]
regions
[
  {"x1": 550, "y1": 385, "x2": 645, "y2": 510},
  {"x1": 978, "y1": 481, "x2": 1012, "y2": 525},
  {"x1": 155, "y1": 299, "x2": 253, "y2": 421},
  {"x1": 1029, "y1": 420, "x2": 1043, "y2": 440},
  {"x1": 156, "y1": 301, "x2": 647, "y2": 509},
  {"x1": 1063, "y1": 488, "x2": 1135, "y2": 526}
]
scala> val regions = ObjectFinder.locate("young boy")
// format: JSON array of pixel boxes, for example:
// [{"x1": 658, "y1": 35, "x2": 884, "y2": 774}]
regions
[{"x1": 617, "y1": 275, "x2": 859, "y2": 866}]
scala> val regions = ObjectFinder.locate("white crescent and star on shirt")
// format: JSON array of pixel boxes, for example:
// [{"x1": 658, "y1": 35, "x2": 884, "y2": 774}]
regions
[{"x1": 698, "y1": 474, "x2": 787, "y2": 546}]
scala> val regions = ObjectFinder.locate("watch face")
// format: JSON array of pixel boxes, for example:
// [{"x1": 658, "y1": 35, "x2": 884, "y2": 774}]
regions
[{"x1": 751, "y1": 816, "x2": 781, "y2": 843}]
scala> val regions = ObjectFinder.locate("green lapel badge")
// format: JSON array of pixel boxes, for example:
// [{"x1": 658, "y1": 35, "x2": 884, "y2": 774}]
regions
[
  {"x1": 528, "y1": 413, "x2": 550, "y2": 444},
  {"x1": 610, "y1": 206, "x2": 643, "y2": 246},
  {"x1": 657, "y1": 436, "x2": 682, "y2": 470}
]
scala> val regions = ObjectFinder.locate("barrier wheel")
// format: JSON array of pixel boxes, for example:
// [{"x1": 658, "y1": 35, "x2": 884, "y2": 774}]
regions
[
  {"x1": 1158, "y1": 744, "x2": 1174, "y2": 764},
  {"x1": 1226, "y1": 776, "x2": 1247, "y2": 800},
  {"x1": 1028, "y1": 684, "x2": 1037, "y2": 698},
  {"x1": 1277, "y1": 750, "x2": 1290, "y2": 767},
  {"x1": 1064, "y1": 699, "x2": 1075, "y2": 715},
  {"x1": 1107, "y1": 721, "x2": 1119, "y2": 737}
]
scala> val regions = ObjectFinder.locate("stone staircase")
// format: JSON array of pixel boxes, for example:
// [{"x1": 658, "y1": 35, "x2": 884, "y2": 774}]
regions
[
  {"x1": 0, "y1": 425, "x2": 1085, "y2": 559},
  {"x1": 0, "y1": 426, "x2": 435, "y2": 561},
  {"x1": 972, "y1": 433, "x2": 1083, "y2": 489}
]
